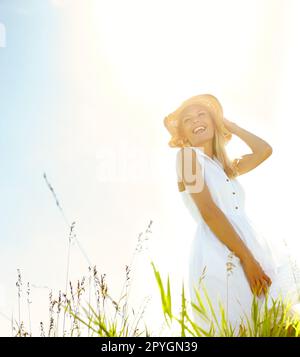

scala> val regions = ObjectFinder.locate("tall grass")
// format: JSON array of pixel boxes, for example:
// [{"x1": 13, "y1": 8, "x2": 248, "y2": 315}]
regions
[
  {"x1": 7, "y1": 173, "x2": 300, "y2": 337},
  {"x1": 151, "y1": 261, "x2": 300, "y2": 337},
  {"x1": 11, "y1": 259, "x2": 300, "y2": 337}
]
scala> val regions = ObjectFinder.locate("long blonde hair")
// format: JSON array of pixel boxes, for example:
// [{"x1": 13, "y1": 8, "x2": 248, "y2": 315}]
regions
[{"x1": 164, "y1": 94, "x2": 239, "y2": 182}]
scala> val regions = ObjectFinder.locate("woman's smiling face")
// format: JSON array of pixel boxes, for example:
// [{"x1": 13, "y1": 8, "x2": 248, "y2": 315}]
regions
[{"x1": 179, "y1": 104, "x2": 215, "y2": 146}]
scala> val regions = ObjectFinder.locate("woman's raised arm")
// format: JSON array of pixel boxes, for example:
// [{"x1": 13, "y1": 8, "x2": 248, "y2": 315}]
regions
[{"x1": 223, "y1": 118, "x2": 273, "y2": 176}]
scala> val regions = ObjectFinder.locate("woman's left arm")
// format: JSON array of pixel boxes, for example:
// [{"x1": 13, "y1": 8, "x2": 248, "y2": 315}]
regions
[{"x1": 223, "y1": 118, "x2": 273, "y2": 176}]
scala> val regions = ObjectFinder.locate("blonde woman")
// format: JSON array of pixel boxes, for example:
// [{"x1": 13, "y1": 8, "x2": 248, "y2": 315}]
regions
[{"x1": 164, "y1": 94, "x2": 299, "y2": 332}]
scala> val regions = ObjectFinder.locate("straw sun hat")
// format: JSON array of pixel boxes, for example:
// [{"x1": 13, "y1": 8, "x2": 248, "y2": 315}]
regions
[{"x1": 163, "y1": 94, "x2": 232, "y2": 147}]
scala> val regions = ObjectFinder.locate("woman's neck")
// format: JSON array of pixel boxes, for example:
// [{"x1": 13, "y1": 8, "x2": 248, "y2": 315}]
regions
[{"x1": 196, "y1": 140, "x2": 213, "y2": 159}]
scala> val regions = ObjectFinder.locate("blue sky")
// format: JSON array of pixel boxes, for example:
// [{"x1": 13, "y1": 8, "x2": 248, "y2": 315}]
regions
[
  {"x1": 0, "y1": 0, "x2": 174, "y2": 334},
  {"x1": 0, "y1": 0, "x2": 73, "y2": 329},
  {"x1": 0, "y1": 1, "x2": 64, "y2": 248}
]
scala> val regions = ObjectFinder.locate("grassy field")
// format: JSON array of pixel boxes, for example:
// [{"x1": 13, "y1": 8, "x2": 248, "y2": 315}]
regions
[
  {"x1": 9, "y1": 175, "x2": 300, "y2": 337},
  {"x1": 11, "y1": 258, "x2": 300, "y2": 337}
]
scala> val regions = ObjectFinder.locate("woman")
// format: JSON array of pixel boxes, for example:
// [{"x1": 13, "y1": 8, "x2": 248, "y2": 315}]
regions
[{"x1": 164, "y1": 94, "x2": 299, "y2": 333}]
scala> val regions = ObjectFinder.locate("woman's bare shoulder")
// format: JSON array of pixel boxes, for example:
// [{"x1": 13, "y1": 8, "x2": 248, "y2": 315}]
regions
[{"x1": 176, "y1": 147, "x2": 203, "y2": 192}]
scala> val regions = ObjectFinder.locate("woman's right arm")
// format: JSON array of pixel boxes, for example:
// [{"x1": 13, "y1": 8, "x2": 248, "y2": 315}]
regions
[{"x1": 177, "y1": 147, "x2": 272, "y2": 295}]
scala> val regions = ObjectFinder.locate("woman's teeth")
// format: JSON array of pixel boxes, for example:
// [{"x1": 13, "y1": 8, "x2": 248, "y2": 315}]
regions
[{"x1": 193, "y1": 126, "x2": 206, "y2": 134}]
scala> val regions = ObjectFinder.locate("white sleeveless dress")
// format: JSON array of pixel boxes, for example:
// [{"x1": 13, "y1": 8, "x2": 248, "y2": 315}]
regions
[{"x1": 178, "y1": 146, "x2": 300, "y2": 333}]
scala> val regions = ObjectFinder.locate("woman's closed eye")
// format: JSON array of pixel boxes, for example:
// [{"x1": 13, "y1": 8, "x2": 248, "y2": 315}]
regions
[
  {"x1": 183, "y1": 118, "x2": 192, "y2": 124},
  {"x1": 185, "y1": 112, "x2": 205, "y2": 120}
]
